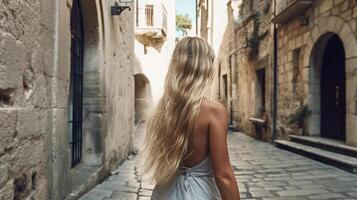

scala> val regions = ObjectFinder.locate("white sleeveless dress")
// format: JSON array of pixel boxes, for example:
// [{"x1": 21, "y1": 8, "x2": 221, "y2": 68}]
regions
[{"x1": 151, "y1": 156, "x2": 222, "y2": 200}]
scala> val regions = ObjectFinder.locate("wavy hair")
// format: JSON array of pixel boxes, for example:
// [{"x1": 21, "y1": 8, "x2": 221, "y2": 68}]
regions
[{"x1": 139, "y1": 37, "x2": 215, "y2": 184}]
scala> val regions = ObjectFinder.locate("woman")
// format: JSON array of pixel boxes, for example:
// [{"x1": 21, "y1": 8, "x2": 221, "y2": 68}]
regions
[{"x1": 140, "y1": 37, "x2": 240, "y2": 200}]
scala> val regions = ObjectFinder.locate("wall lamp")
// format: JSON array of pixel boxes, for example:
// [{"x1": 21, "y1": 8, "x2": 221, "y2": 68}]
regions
[{"x1": 111, "y1": 0, "x2": 133, "y2": 15}]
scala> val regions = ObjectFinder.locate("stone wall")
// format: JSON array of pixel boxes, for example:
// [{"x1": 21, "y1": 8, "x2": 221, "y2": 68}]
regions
[
  {"x1": 209, "y1": 0, "x2": 357, "y2": 146},
  {"x1": 229, "y1": 0, "x2": 273, "y2": 140},
  {"x1": 0, "y1": 0, "x2": 136, "y2": 199},
  {"x1": 275, "y1": 0, "x2": 357, "y2": 146},
  {"x1": 0, "y1": 0, "x2": 55, "y2": 199},
  {"x1": 101, "y1": 0, "x2": 135, "y2": 171}
]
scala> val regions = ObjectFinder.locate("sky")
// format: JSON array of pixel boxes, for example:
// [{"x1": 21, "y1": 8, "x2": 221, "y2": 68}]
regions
[{"x1": 175, "y1": 0, "x2": 196, "y2": 37}]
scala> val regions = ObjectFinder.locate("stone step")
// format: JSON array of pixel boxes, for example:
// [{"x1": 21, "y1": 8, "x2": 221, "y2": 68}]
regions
[
  {"x1": 289, "y1": 135, "x2": 357, "y2": 158},
  {"x1": 275, "y1": 140, "x2": 357, "y2": 174}
]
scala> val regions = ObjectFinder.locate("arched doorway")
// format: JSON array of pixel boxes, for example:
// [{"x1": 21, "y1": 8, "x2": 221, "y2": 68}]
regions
[
  {"x1": 134, "y1": 74, "x2": 152, "y2": 124},
  {"x1": 320, "y1": 35, "x2": 346, "y2": 141},
  {"x1": 69, "y1": 0, "x2": 104, "y2": 167},
  {"x1": 309, "y1": 33, "x2": 346, "y2": 141}
]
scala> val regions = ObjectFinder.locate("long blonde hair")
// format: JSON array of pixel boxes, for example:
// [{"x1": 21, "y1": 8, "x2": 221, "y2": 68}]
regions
[{"x1": 140, "y1": 37, "x2": 215, "y2": 184}]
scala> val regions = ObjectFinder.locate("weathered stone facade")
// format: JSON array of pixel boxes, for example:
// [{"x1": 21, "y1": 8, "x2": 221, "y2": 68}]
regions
[
  {"x1": 0, "y1": 0, "x2": 135, "y2": 199},
  {"x1": 275, "y1": 0, "x2": 357, "y2": 147},
  {"x1": 229, "y1": 0, "x2": 273, "y2": 141},
  {"x1": 198, "y1": 0, "x2": 274, "y2": 140},
  {"x1": 199, "y1": 0, "x2": 357, "y2": 147}
]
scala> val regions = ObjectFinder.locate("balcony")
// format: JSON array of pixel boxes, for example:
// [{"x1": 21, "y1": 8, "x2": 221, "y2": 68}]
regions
[
  {"x1": 135, "y1": 3, "x2": 167, "y2": 40},
  {"x1": 272, "y1": 0, "x2": 314, "y2": 24}
]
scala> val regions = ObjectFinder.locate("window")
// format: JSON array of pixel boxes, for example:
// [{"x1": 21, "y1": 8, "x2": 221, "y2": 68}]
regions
[
  {"x1": 136, "y1": 0, "x2": 139, "y2": 26},
  {"x1": 256, "y1": 68, "x2": 266, "y2": 115},
  {"x1": 145, "y1": 5, "x2": 154, "y2": 26},
  {"x1": 69, "y1": 0, "x2": 84, "y2": 167},
  {"x1": 218, "y1": 64, "x2": 221, "y2": 99},
  {"x1": 223, "y1": 74, "x2": 228, "y2": 101}
]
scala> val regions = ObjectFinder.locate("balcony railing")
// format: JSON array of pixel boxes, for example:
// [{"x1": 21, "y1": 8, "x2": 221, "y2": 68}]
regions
[
  {"x1": 135, "y1": 2, "x2": 167, "y2": 40},
  {"x1": 272, "y1": 0, "x2": 314, "y2": 24}
]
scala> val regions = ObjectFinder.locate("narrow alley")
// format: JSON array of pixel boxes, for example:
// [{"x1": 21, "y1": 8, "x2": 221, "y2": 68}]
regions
[
  {"x1": 79, "y1": 129, "x2": 357, "y2": 200},
  {"x1": 2, "y1": 0, "x2": 357, "y2": 199}
]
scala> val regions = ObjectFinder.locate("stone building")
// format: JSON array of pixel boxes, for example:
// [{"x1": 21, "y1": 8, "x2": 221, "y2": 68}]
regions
[
  {"x1": 196, "y1": 0, "x2": 239, "y2": 127},
  {"x1": 0, "y1": 0, "x2": 136, "y2": 199},
  {"x1": 133, "y1": 0, "x2": 176, "y2": 123},
  {"x1": 198, "y1": 0, "x2": 357, "y2": 149},
  {"x1": 272, "y1": 0, "x2": 357, "y2": 148},
  {"x1": 197, "y1": 0, "x2": 273, "y2": 137}
]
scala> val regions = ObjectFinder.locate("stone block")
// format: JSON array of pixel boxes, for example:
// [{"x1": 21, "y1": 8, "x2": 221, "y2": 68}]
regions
[
  {"x1": 16, "y1": 108, "x2": 41, "y2": 139},
  {"x1": 49, "y1": 108, "x2": 70, "y2": 153},
  {"x1": 327, "y1": 16, "x2": 344, "y2": 33},
  {"x1": 341, "y1": 9, "x2": 353, "y2": 21},
  {"x1": 0, "y1": 179, "x2": 14, "y2": 200},
  {"x1": 0, "y1": 109, "x2": 17, "y2": 150},
  {"x1": 50, "y1": 78, "x2": 70, "y2": 109},
  {"x1": 30, "y1": 74, "x2": 51, "y2": 108},
  {"x1": 51, "y1": 148, "x2": 71, "y2": 200},
  {"x1": 350, "y1": 20, "x2": 357, "y2": 33},
  {"x1": 318, "y1": 17, "x2": 329, "y2": 34},
  {"x1": 296, "y1": 35, "x2": 303, "y2": 48},
  {"x1": 319, "y1": 0, "x2": 333, "y2": 14},
  {"x1": 346, "y1": 114, "x2": 357, "y2": 147},
  {"x1": 340, "y1": 1, "x2": 349, "y2": 12},
  {"x1": 331, "y1": 7, "x2": 340, "y2": 15},
  {"x1": 346, "y1": 75, "x2": 356, "y2": 115},
  {"x1": 0, "y1": 33, "x2": 25, "y2": 89},
  {"x1": 303, "y1": 32, "x2": 310, "y2": 44},
  {"x1": 311, "y1": 26, "x2": 319, "y2": 42},
  {"x1": 339, "y1": 24, "x2": 357, "y2": 59},
  {"x1": 354, "y1": 6, "x2": 357, "y2": 18},
  {"x1": 0, "y1": 164, "x2": 8, "y2": 186},
  {"x1": 334, "y1": 0, "x2": 344, "y2": 5},
  {"x1": 346, "y1": 57, "x2": 357, "y2": 76}
]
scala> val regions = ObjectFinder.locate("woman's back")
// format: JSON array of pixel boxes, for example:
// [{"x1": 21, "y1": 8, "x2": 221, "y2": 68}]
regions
[
  {"x1": 151, "y1": 100, "x2": 223, "y2": 200},
  {"x1": 183, "y1": 100, "x2": 220, "y2": 167}
]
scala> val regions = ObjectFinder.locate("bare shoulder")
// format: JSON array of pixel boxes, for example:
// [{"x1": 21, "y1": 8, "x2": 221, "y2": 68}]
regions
[{"x1": 201, "y1": 99, "x2": 227, "y2": 119}]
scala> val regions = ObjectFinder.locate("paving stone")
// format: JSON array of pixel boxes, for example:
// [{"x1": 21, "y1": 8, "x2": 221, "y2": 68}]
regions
[
  {"x1": 111, "y1": 191, "x2": 137, "y2": 200},
  {"x1": 249, "y1": 189, "x2": 275, "y2": 198},
  {"x1": 277, "y1": 189, "x2": 330, "y2": 196},
  {"x1": 346, "y1": 192, "x2": 357, "y2": 197},
  {"x1": 308, "y1": 193, "x2": 346, "y2": 199},
  {"x1": 79, "y1": 189, "x2": 113, "y2": 200}
]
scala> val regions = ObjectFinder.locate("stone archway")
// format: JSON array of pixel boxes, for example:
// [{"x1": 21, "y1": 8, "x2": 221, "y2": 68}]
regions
[
  {"x1": 305, "y1": 16, "x2": 357, "y2": 146},
  {"x1": 68, "y1": 0, "x2": 105, "y2": 167},
  {"x1": 80, "y1": 0, "x2": 105, "y2": 166},
  {"x1": 134, "y1": 74, "x2": 152, "y2": 124}
]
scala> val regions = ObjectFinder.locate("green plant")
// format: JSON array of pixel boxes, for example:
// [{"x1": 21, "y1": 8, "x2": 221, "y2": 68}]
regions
[
  {"x1": 287, "y1": 105, "x2": 311, "y2": 128},
  {"x1": 176, "y1": 14, "x2": 192, "y2": 37}
]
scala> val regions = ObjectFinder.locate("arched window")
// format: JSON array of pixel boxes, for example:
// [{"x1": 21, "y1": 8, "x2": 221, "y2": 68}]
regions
[{"x1": 69, "y1": 0, "x2": 84, "y2": 167}]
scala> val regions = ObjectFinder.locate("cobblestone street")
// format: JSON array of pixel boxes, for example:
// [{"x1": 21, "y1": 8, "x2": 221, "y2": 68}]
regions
[{"x1": 79, "y1": 131, "x2": 357, "y2": 200}]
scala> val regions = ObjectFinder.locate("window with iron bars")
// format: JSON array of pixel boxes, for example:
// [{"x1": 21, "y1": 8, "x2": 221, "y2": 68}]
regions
[
  {"x1": 145, "y1": 5, "x2": 154, "y2": 26},
  {"x1": 69, "y1": 0, "x2": 84, "y2": 168}
]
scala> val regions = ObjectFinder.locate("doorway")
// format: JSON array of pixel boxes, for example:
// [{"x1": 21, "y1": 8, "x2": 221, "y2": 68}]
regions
[{"x1": 320, "y1": 35, "x2": 346, "y2": 141}]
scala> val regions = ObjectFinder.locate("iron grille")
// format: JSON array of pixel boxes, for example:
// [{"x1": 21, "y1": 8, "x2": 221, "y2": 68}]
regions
[
  {"x1": 69, "y1": 0, "x2": 84, "y2": 167},
  {"x1": 145, "y1": 5, "x2": 154, "y2": 26}
]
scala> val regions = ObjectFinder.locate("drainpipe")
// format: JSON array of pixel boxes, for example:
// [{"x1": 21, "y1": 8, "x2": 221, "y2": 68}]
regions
[
  {"x1": 210, "y1": 0, "x2": 214, "y2": 45},
  {"x1": 196, "y1": 0, "x2": 198, "y2": 36},
  {"x1": 272, "y1": 0, "x2": 278, "y2": 143}
]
